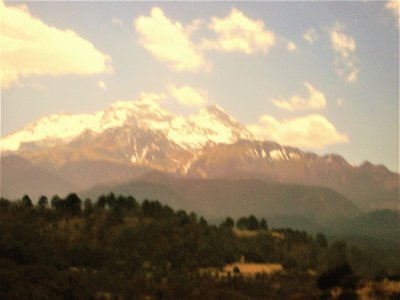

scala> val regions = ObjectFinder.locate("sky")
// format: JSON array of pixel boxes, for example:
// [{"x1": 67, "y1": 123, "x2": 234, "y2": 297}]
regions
[{"x1": 1, "y1": 0, "x2": 399, "y2": 172}]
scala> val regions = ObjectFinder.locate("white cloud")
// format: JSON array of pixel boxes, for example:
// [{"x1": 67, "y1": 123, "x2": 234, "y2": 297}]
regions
[
  {"x1": 287, "y1": 41, "x2": 298, "y2": 52},
  {"x1": 271, "y1": 82, "x2": 326, "y2": 111},
  {"x1": 169, "y1": 85, "x2": 208, "y2": 107},
  {"x1": 112, "y1": 17, "x2": 123, "y2": 26},
  {"x1": 140, "y1": 91, "x2": 166, "y2": 100},
  {"x1": 247, "y1": 114, "x2": 349, "y2": 149},
  {"x1": 201, "y1": 8, "x2": 276, "y2": 54},
  {"x1": 385, "y1": 0, "x2": 399, "y2": 27},
  {"x1": 134, "y1": 7, "x2": 209, "y2": 72},
  {"x1": 330, "y1": 24, "x2": 356, "y2": 57},
  {"x1": 97, "y1": 80, "x2": 106, "y2": 90},
  {"x1": 0, "y1": 1, "x2": 112, "y2": 89},
  {"x1": 302, "y1": 28, "x2": 318, "y2": 44},
  {"x1": 329, "y1": 22, "x2": 359, "y2": 83},
  {"x1": 186, "y1": 19, "x2": 204, "y2": 35}
]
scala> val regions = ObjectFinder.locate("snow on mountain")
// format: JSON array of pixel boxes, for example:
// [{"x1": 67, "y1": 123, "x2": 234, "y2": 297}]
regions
[
  {"x1": 1, "y1": 101, "x2": 136, "y2": 152},
  {"x1": 168, "y1": 105, "x2": 253, "y2": 149},
  {"x1": 1, "y1": 96, "x2": 253, "y2": 153},
  {"x1": 1, "y1": 98, "x2": 398, "y2": 211}
]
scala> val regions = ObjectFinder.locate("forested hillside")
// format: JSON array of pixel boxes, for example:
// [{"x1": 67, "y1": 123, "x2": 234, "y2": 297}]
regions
[{"x1": 1, "y1": 193, "x2": 399, "y2": 299}]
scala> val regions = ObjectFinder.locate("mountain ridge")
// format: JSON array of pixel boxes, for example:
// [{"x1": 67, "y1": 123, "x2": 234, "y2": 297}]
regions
[
  {"x1": 82, "y1": 172, "x2": 360, "y2": 222},
  {"x1": 0, "y1": 155, "x2": 78, "y2": 199},
  {"x1": 1, "y1": 97, "x2": 253, "y2": 153},
  {"x1": 1, "y1": 99, "x2": 398, "y2": 210}
]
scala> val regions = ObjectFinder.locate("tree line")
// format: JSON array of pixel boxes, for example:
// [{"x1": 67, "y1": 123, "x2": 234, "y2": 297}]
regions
[{"x1": 1, "y1": 193, "x2": 398, "y2": 299}]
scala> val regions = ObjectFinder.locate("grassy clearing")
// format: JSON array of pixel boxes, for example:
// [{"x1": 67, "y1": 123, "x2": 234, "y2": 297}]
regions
[
  {"x1": 234, "y1": 229, "x2": 284, "y2": 240},
  {"x1": 224, "y1": 263, "x2": 283, "y2": 277},
  {"x1": 201, "y1": 263, "x2": 283, "y2": 278},
  {"x1": 358, "y1": 280, "x2": 400, "y2": 299}
]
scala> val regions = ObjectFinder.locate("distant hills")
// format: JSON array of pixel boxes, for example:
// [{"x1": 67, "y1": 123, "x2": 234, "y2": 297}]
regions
[
  {"x1": 0, "y1": 155, "x2": 77, "y2": 199},
  {"x1": 0, "y1": 155, "x2": 361, "y2": 223},
  {"x1": 329, "y1": 209, "x2": 400, "y2": 243},
  {"x1": 82, "y1": 172, "x2": 360, "y2": 223}
]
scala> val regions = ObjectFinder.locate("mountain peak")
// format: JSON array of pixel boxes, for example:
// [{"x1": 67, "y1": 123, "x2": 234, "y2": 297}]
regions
[
  {"x1": 205, "y1": 103, "x2": 225, "y2": 113},
  {"x1": 108, "y1": 98, "x2": 168, "y2": 117},
  {"x1": 1, "y1": 98, "x2": 253, "y2": 153},
  {"x1": 134, "y1": 96, "x2": 162, "y2": 109},
  {"x1": 323, "y1": 153, "x2": 349, "y2": 167},
  {"x1": 202, "y1": 104, "x2": 234, "y2": 121}
]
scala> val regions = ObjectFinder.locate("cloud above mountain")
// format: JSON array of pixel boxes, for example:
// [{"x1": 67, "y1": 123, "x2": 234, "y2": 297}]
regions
[
  {"x1": 200, "y1": 8, "x2": 276, "y2": 54},
  {"x1": 111, "y1": 17, "x2": 123, "y2": 27},
  {"x1": 0, "y1": 1, "x2": 112, "y2": 89},
  {"x1": 97, "y1": 80, "x2": 106, "y2": 90},
  {"x1": 247, "y1": 114, "x2": 349, "y2": 149},
  {"x1": 134, "y1": 7, "x2": 209, "y2": 72},
  {"x1": 329, "y1": 22, "x2": 359, "y2": 83},
  {"x1": 303, "y1": 28, "x2": 318, "y2": 44},
  {"x1": 271, "y1": 82, "x2": 326, "y2": 111},
  {"x1": 286, "y1": 42, "x2": 298, "y2": 52},
  {"x1": 168, "y1": 85, "x2": 208, "y2": 107},
  {"x1": 134, "y1": 7, "x2": 279, "y2": 72}
]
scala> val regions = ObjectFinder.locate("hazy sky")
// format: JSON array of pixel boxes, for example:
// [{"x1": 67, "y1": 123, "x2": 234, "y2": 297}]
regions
[{"x1": 1, "y1": 1, "x2": 399, "y2": 171}]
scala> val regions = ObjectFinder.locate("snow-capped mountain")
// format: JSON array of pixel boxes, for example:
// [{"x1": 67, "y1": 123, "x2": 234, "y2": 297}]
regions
[
  {"x1": 1, "y1": 96, "x2": 253, "y2": 153},
  {"x1": 1, "y1": 98, "x2": 398, "y2": 210}
]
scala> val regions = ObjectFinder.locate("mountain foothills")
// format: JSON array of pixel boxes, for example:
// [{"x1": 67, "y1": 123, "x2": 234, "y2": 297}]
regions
[
  {"x1": 83, "y1": 173, "x2": 360, "y2": 222},
  {"x1": 1, "y1": 97, "x2": 399, "y2": 218}
]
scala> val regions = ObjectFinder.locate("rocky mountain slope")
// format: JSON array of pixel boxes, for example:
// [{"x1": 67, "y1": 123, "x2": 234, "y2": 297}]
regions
[
  {"x1": 1, "y1": 97, "x2": 398, "y2": 209},
  {"x1": 182, "y1": 141, "x2": 399, "y2": 209}
]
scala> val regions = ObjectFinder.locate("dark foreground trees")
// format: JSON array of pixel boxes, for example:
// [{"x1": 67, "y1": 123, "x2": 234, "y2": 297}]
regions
[{"x1": 0, "y1": 194, "x2": 398, "y2": 299}]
